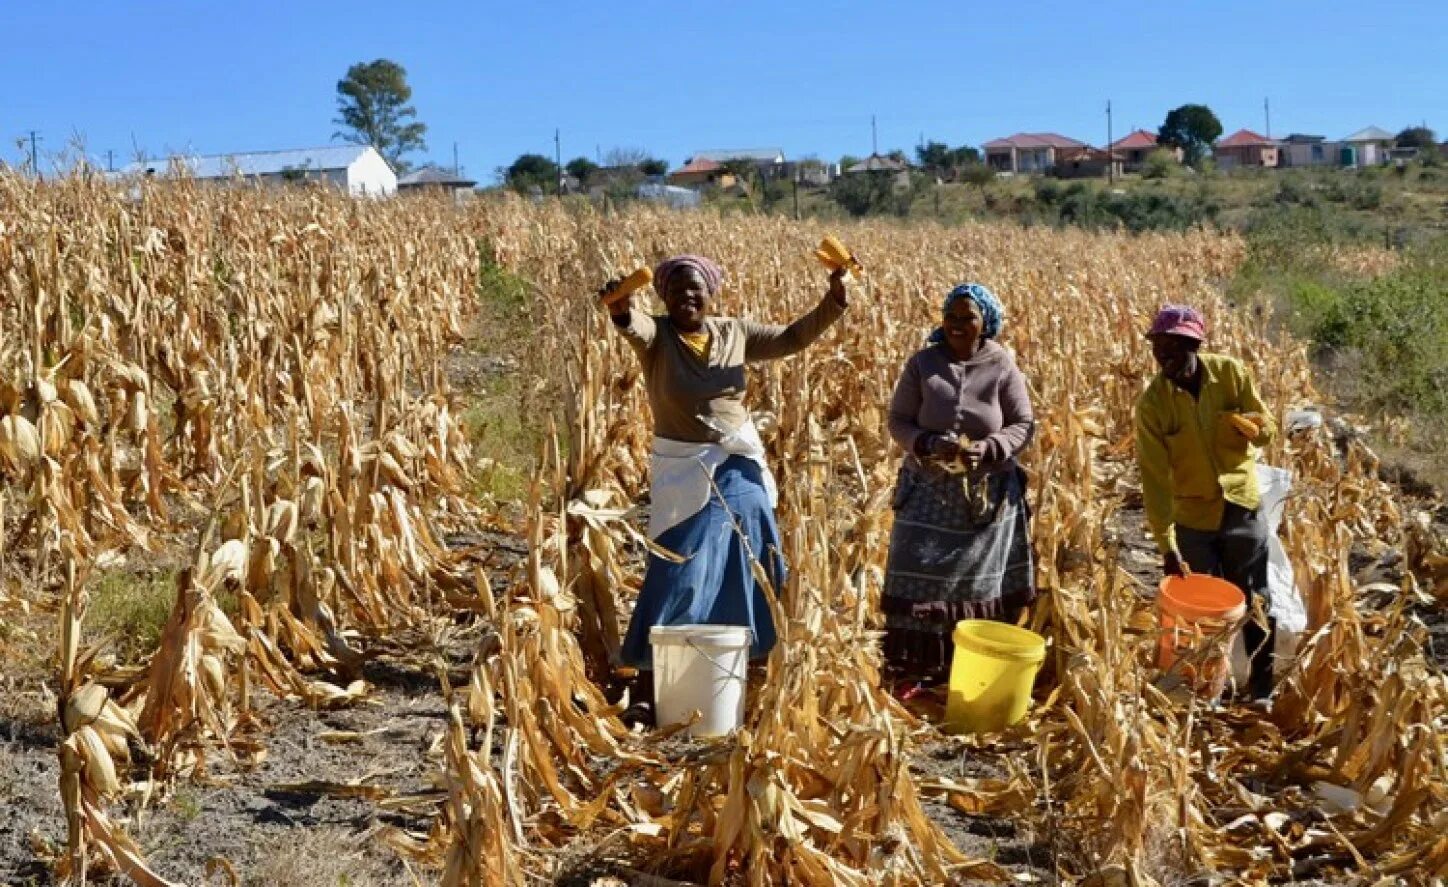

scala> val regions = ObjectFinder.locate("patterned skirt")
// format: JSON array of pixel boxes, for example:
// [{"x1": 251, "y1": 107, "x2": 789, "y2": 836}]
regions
[
  {"x1": 882, "y1": 464, "x2": 1036, "y2": 681},
  {"x1": 619, "y1": 455, "x2": 786, "y2": 670}
]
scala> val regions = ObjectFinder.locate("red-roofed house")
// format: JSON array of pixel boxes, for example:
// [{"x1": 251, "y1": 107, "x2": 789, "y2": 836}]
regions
[
  {"x1": 1110, "y1": 130, "x2": 1181, "y2": 171},
  {"x1": 1053, "y1": 147, "x2": 1124, "y2": 180},
  {"x1": 668, "y1": 157, "x2": 728, "y2": 187},
  {"x1": 1213, "y1": 129, "x2": 1280, "y2": 169},
  {"x1": 983, "y1": 133, "x2": 1088, "y2": 174}
]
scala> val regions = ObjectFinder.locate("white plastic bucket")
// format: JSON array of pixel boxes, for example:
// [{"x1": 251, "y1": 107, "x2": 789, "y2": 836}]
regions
[{"x1": 649, "y1": 624, "x2": 751, "y2": 738}]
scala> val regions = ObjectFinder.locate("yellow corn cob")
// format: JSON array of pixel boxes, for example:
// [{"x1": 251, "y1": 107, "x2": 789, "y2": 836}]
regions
[
  {"x1": 1227, "y1": 413, "x2": 1259, "y2": 439},
  {"x1": 814, "y1": 235, "x2": 864, "y2": 277},
  {"x1": 599, "y1": 267, "x2": 653, "y2": 307}
]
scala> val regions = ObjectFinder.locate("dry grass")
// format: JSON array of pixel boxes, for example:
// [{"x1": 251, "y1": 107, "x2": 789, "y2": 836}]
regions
[{"x1": 244, "y1": 826, "x2": 427, "y2": 887}]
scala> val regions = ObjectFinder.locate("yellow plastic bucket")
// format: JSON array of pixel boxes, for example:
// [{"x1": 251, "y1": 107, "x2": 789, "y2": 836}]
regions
[{"x1": 944, "y1": 620, "x2": 1047, "y2": 734}]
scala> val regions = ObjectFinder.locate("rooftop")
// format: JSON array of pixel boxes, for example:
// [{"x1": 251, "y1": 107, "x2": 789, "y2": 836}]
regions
[
  {"x1": 1216, "y1": 129, "x2": 1277, "y2": 148},
  {"x1": 688, "y1": 148, "x2": 786, "y2": 164},
  {"x1": 672, "y1": 157, "x2": 725, "y2": 175},
  {"x1": 1342, "y1": 125, "x2": 1395, "y2": 143},
  {"x1": 846, "y1": 153, "x2": 910, "y2": 173},
  {"x1": 397, "y1": 165, "x2": 476, "y2": 188},
  {"x1": 115, "y1": 145, "x2": 385, "y2": 179},
  {"x1": 982, "y1": 133, "x2": 1088, "y2": 150},
  {"x1": 1110, "y1": 130, "x2": 1158, "y2": 150}
]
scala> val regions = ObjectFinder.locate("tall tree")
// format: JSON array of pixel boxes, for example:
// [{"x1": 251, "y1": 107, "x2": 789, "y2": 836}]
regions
[
  {"x1": 502, "y1": 154, "x2": 560, "y2": 193},
  {"x1": 1395, "y1": 126, "x2": 1437, "y2": 149},
  {"x1": 603, "y1": 146, "x2": 650, "y2": 168},
  {"x1": 1157, "y1": 104, "x2": 1223, "y2": 166},
  {"x1": 565, "y1": 157, "x2": 599, "y2": 184},
  {"x1": 333, "y1": 59, "x2": 427, "y2": 172},
  {"x1": 916, "y1": 141, "x2": 952, "y2": 176}
]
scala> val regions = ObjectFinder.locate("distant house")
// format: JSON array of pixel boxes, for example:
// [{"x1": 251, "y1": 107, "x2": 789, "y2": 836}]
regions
[
  {"x1": 113, "y1": 145, "x2": 397, "y2": 196},
  {"x1": 686, "y1": 148, "x2": 788, "y2": 179},
  {"x1": 795, "y1": 162, "x2": 835, "y2": 187},
  {"x1": 845, "y1": 154, "x2": 910, "y2": 173},
  {"x1": 668, "y1": 157, "x2": 727, "y2": 187},
  {"x1": 1213, "y1": 130, "x2": 1280, "y2": 169},
  {"x1": 1278, "y1": 134, "x2": 1338, "y2": 168},
  {"x1": 397, "y1": 165, "x2": 476, "y2": 199},
  {"x1": 982, "y1": 133, "x2": 1088, "y2": 174},
  {"x1": 1053, "y1": 147, "x2": 1124, "y2": 180},
  {"x1": 636, "y1": 181, "x2": 701, "y2": 209},
  {"x1": 1341, "y1": 126, "x2": 1395, "y2": 167},
  {"x1": 1110, "y1": 130, "x2": 1179, "y2": 172}
]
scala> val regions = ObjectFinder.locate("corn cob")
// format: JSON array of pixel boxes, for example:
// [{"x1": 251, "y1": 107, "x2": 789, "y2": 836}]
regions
[
  {"x1": 814, "y1": 234, "x2": 864, "y2": 278},
  {"x1": 1226, "y1": 413, "x2": 1259, "y2": 439},
  {"x1": 599, "y1": 267, "x2": 653, "y2": 307}
]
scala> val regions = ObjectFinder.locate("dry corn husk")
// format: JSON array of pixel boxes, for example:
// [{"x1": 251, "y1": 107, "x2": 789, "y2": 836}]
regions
[{"x1": 2, "y1": 178, "x2": 1439, "y2": 887}]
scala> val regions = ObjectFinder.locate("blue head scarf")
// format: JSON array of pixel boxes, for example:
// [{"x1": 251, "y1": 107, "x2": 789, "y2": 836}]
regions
[{"x1": 927, "y1": 283, "x2": 1004, "y2": 344}]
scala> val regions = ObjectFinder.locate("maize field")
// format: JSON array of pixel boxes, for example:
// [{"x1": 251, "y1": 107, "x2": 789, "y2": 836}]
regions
[{"x1": 0, "y1": 173, "x2": 1444, "y2": 886}]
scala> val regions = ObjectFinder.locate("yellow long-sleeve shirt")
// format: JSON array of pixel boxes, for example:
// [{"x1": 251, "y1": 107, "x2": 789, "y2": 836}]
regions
[{"x1": 1134, "y1": 353, "x2": 1277, "y2": 554}]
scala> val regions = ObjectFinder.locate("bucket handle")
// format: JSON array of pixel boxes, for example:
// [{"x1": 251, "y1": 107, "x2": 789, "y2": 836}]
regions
[{"x1": 686, "y1": 638, "x2": 748, "y2": 682}]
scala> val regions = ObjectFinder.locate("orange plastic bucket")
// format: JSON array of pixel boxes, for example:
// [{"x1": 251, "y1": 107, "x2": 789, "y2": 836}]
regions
[{"x1": 1157, "y1": 575, "x2": 1246, "y2": 698}]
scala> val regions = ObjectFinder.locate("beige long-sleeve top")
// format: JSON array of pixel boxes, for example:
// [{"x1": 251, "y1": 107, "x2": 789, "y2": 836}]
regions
[{"x1": 611, "y1": 295, "x2": 847, "y2": 443}]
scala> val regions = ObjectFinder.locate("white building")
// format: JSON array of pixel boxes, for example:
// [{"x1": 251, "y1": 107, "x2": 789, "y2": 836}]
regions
[
  {"x1": 114, "y1": 145, "x2": 398, "y2": 196},
  {"x1": 1340, "y1": 126, "x2": 1395, "y2": 168}
]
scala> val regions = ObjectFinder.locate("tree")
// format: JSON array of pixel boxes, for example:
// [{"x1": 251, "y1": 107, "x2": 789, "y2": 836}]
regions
[
  {"x1": 565, "y1": 157, "x2": 598, "y2": 184},
  {"x1": 639, "y1": 158, "x2": 669, "y2": 177},
  {"x1": 949, "y1": 146, "x2": 981, "y2": 169},
  {"x1": 333, "y1": 59, "x2": 427, "y2": 172},
  {"x1": 1157, "y1": 104, "x2": 1222, "y2": 167},
  {"x1": 1395, "y1": 126, "x2": 1437, "y2": 149},
  {"x1": 916, "y1": 141, "x2": 952, "y2": 176},
  {"x1": 502, "y1": 154, "x2": 559, "y2": 193},
  {"x1": 603, "y1": 146, "x2": 650, "y2": 168}
]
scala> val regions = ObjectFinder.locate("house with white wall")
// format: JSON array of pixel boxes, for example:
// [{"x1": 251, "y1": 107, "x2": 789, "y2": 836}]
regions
[{"x1": 114, "y1": 145, "x2": 398, "y2": 196}]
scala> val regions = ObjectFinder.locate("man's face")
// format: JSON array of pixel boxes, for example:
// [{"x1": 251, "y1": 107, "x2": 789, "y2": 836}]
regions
[{"x1": 1150, "y1": 333, "x2": 1200, "y2": 383}]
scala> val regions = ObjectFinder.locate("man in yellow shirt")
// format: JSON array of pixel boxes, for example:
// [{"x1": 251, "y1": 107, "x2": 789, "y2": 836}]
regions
[{"x1": 1134, "y1": 305, "x2": 1278, "y2": 702}]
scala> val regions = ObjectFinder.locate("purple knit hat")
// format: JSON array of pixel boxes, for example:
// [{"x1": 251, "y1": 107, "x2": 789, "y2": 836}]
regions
[
  {"x1": 654, "y1": 254, "x2": 724, "y2": 297},
  {"x1": 1147, "y1": 304, "x2": 1207, "y2": 341}
]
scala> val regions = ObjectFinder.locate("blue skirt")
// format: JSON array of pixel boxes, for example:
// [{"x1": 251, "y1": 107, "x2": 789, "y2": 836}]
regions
[{"x1": 619, "y1": 455, "x2": 785, "y2": 669}]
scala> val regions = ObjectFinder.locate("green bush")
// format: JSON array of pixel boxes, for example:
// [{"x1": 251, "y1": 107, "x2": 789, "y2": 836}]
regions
[{"x1": 1141, "y1": 149, "x2": 1180, "y2": 180}]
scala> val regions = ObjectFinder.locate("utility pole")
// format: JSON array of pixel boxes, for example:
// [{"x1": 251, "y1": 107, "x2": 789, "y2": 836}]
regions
[
  {"x1": 453, "y1": 142, "x2": 459, "y2": 175},
  {"x1": 554, "y1": 128, "x2": 563, "y2": 194},
  {"x1": 1106, "y1": 100, "x2": 1114, "y2": 183},
  {"x1": 28, "y1": 130, "x2": 41, "y2": 175},
  {"x1": 871, "y1": 115, "x2": 878, "y2": 156},
  {"x1": 1264, "y1": 97, "x2": 1271, "y2": 138}
]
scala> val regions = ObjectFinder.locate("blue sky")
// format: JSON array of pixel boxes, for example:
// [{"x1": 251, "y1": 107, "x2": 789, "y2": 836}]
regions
[{"x1": 2, "y1": 1, "x2": 1443, "y2": 180}]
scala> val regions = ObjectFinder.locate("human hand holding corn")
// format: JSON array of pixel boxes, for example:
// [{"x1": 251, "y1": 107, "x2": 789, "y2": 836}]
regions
[
  {"x1": 814, "y1": 234, "x2": 864, "y2": 280},
  {"x1": 1225, "y1": 412, "x2": 1261, "y2": 440},
  {"x1": 597, "y1": 267, "x2": 653, "y2": 316}
]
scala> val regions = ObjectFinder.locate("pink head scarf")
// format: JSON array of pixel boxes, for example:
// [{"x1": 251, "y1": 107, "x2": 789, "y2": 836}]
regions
[{"x1": 653, "y1": 254, "x2": 724, "y2": 297}]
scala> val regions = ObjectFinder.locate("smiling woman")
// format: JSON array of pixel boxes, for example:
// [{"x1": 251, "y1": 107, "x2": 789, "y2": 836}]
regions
[
  {"x1": 881, "y1": 282, "x2": 1037, "y2": 693},
  {"x1": 598, "y1": 254, "x2": 849, "y2": 726}
]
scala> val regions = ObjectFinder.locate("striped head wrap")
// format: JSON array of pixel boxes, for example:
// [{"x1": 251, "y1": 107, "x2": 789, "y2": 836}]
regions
[
  {"x1": 653, "y1": 254, "x2": 724, "y2": 298},
  {"x1": 928, "y1": 282, "x2": 1004, "y2": 344}
]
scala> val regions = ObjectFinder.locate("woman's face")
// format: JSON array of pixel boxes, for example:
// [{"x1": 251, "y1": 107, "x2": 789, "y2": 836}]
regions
[
  {"x1": 942, "y1": 297, "x2": 984, "y2": 353},
  {"x1": 663, "y1": 267, "x2": 710, "y2": 331}
]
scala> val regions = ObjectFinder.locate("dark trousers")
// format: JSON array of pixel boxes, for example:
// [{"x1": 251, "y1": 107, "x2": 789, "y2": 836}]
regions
[{"x1": 1175, "y1": 502, "x2": 1276, "y2": 698}]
